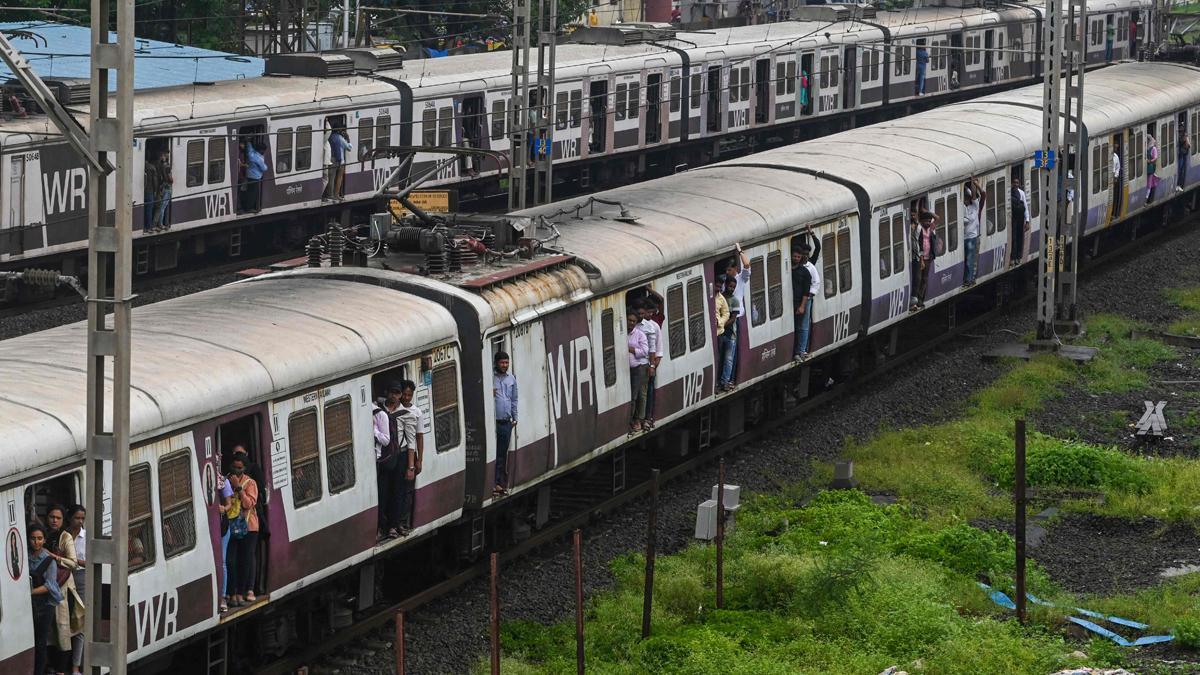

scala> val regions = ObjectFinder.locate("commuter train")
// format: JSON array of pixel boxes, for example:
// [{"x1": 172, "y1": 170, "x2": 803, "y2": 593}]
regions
[
  {"x1": 0, "y1": 0, "x2": 1154, "y2": 287},
  {"x1": 1, "y1": 60, "x2": 1196, "y2": 673}
]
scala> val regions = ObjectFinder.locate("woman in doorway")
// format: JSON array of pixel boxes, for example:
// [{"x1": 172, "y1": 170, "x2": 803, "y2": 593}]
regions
[
  {"x1": 225, "y1": 453, "x2": 260, "y2": 608},
  {"x1": 29, "y1": 522, "x2": 62, "y2": 675},
  {"x1": 1146, "y1": 135, "x2": 1160, "y2": 204},
  {"x1": 64, "y1": 505, "x2": 86, "y2": 675},
  {"x1": 627, "y1": 310, "x2": 649, "y2": 434},
  {"x1": 46, "y1": 505, "x2": 84, "y2": 675}
]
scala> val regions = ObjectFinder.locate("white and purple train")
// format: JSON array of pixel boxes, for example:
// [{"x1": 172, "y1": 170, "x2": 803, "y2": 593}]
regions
[
  {"x1": 0, "y1": 0, "x2": 1154, "y2": 285},
  {"x1": 0, "y1": 60, "x2": 1195, "y2": 672}
]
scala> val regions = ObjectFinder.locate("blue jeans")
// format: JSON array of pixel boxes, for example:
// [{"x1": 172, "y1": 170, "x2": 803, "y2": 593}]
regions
[
  {"x1": 495, "y1": 420, "x2": 513, "y2": 488},
  {"x1": 221, "y1": 527, "x2": 231, "y2": 597},
  {"x1": 1179, "y1": 155, "x2": 1188, "y2": 189},
  {"x1": 645, "y1": 371, "x2": 657, "y2": 420},
  {"x1": 964, "y1": 236, "x2": 979, "y2": 284},
  {"x1": 719, "y1": 331, "x2": 737, "y2": 386},
  {"x1": 144, "y1": 192, "x2": 157, "y2": 230},
  {"x1": 916, "y1": 63, "x2": 926, "y2": 94},
  {"x1": 1105, "y1": 41, "x2": 1113, "y2": 61},
  {"x1": 155, "y1": 186, "x2": 171, "y2": 228},
  {"x1": 794, "y1": 297, "x2": 813, "y2": 356}
]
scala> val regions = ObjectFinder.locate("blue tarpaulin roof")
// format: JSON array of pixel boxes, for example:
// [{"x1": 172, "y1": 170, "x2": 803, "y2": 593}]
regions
[{"x1": 0, "y1": 21, "x2": 264, "y2": 90}]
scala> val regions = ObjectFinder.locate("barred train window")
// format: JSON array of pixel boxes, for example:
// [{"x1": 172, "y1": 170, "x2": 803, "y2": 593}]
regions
[
  {"x1": 556, "y1": 91, "x2": 569, "y2": 130},
  {"x1": 207, "y1": 138, "x2": 225, "y2": 184},
  {"x1": 786, "y1": 61, "x2": 796, "y2": 94},
  {"x1": 687, "y1": 278, "x2": 707, "y2": 351},
  {"x1": 767, "y1": 251, "x2": 783, "y2": 320},
  {"x1": 985, "y1": 180, "x2": 997, "y2": 236},
  {"x1": 947, "y1": 194, "x2": 960, "y2": 252},
  {"x1": 432, "y1": 364, "x2": 461, "y2": 453},
  {"x1": 289, "y1": 408, "x2": 322, "y2": 508},
  {"x1": 891, "y1": 214, "x2": 906, "y2": 275},
  {"x1": 821, "y1": 233, "x2": 837, "y2": 299},
  {"x1": 129, "y1": 464, "x2": 155, "y2": 570},
  {"x1": 491, "y1": 100, "x2": 506, "y2": 140},
  {"x1": 670, "y1": 76, "x2": 681, "y2": 113},
  {"x1": 186, "y1": 140, "x2": 204, "y2": 187},
  {"x1": 666, "y1": 283, "x2": 686, "y2": 359},
  {"x1": 616, "y1": 84, "x2": 628, "y2": 121},
  {"x1": 749, "y1": 256, "x2": 766, "y2": 327},
  {"x1": 296, "y1": 126, "x2": 313, "y2": 172},
  {"x1": 376, "y1": 115, "x2": 391, "y2": 152},
  {"x1": 423, "y1": 109, "x2": 437, "y2": 146},
  {"x1": 837, "y1": 229, "x2": 853, "y2": 294},
  {"x1": 159, "y1": 451, "x2": 196, "y2": 559},
  {"x1": 601, "y1": 308, "x2": 616, "y2": 387},
  {"x1": 438, "y1": 107, "x2": 453, "y2": 147},
  {"x1": 570, "y1": 90, "x2": 582, "y2": 127},
  {"x1": 358, "y1": 117, "x2": 373, "y2": 161},
  {"x1": 276, "y1": 128, "x2": 294, "y2": 173},
  {"x1": 878, "y1": 217, "x2": 891, "y2": 279},
  {"x1": 997, "y1": 178, "x2": 1007, "y2": 232},
  {"x1": 777, "y1": 62, "x2": 787, "y2": 96},
  {"x1": 690, "y1": 74, "x2": 702, "y2": 109},
  {"x1": 324, "y1": 397, "x2": 356, "y2": 493}
]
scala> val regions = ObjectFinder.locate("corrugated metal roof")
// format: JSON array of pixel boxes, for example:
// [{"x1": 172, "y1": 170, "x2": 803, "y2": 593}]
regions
[{"x1": 0, "y1": 21, "x2": 263, "y2": 90}]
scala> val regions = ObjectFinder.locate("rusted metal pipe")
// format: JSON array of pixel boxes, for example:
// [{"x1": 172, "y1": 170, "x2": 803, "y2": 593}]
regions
[
  {"x1": 1015, "y1": 419, "x2": 1027, "y2": 625},
  {"x1": 573, "y1": 529, "x2": 585, "y2": 675},
  {"x1": 716, "y1": 458, "x2": 725, "y2": 610},
  {"x1": 395, "y1": 610, "x2": 405, "y2": 675},
  {"x1": 642, "y1": 468, "x2": 659, "y2": 639},
  {"x1": 490, "y1": 552, "x2": 500, "y2": 675}
]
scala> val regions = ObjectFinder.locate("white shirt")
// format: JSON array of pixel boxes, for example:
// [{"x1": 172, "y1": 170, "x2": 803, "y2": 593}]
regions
[
  {"x1": 963, "y1": 198, "x2": 981, "y2": 239},
  {"x1": 640, "y1": 318, "x2": 664, "y2": 358},
  {"x1": 1112, "y1": 152, "x2": 1121, "y2": 180},
  {"x1": 731, "y1": 263, "x2": 750, "y2": 317},
  {"x1": 804, "y1": 260, "x2": 821, "y2": 297},
  {"x1": 74, "y1": 528, "x2": 86, "y2": 562},
  {"x1": 396, "y1": 402, "x2": 424, "y2": 449}
]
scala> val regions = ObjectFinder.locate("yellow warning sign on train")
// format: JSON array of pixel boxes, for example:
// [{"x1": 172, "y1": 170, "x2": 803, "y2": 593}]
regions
[{"x1": 390, "y1": 190, "x2": 457, "y2": 216}]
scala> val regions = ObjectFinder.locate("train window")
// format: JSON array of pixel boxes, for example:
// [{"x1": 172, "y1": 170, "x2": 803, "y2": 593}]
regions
[
  {"x1": 423, "y1": 109, "x2": 437, "y2": 146},
  {"x1": 666, "y1": 283, "x2": 686, "y2": 358},
  {"x1": 670, "y1": 76, "x2": 681, "y2": 113},
  {"x1": 729, "y1": 68, "x2": 739, "y2": 103},
  {"x1": 947, "y1": 194, "x2": 960, "y2": 252},
  {"x1": 556, "y1": 91, "x2": 569, "y2": 130},
  {"x1": 739, "y1": 67, "x2": 750, "y2": 101},
  {"x1": 570, "y1": 90, "x2": 582, "y2": 127},
  {"x1": 1134, "y1": 131, "x2": 1144, "y2": 179},
  {"x1": 276, "y1": 128, "x2": 293, "y2": 174},
  {"x1": 1167, "y1": 122, "x2": 1177, "y2": 166},
  {"x1": 432, "y1": 363, "x2": 461, "y2": 453},
  {"x1": 830, "y1": 57, "x2": 839, "y2": 89},
  {"x1": 903, "y1": 47, "x2": 912, "y2": 76},
  {"x1": 767, "y1": 251, "x2": 783, "y2": 320},
  {"x1": 601, "y1": 308, "x2": 617, "y2": 387},
  {"x1": 894, "y1": 47, "x2": 903, "y2": 77},
  {"x1": 877, "y1": 217, "x2": 891, "y2": 279},
  {"x1": 616, "y1": 84, "x2": 628, "y2": 121},
  {"x1": 985, "y1": 180, "x2": 996, "y2": 235},
  {"x1": 129, "y1": 464, "x2": 155, "y2": 571},
  {"x1": 296, "y1": 126, "x2": 313, "y2": 172},
  {"x1": 821, "y1": 233, "x2": 836, "y2": 298},
  {"x1": 1192, "y1": 112, "x2": 1199, "y2": 156},
  {"x1": 185, "y1": 140, "x2": 204, "y2": 187},
  {"x1": 996, "y1": 178, "x2": 1006, "y2": 232},
  {"x1": 491, "y1": 100, "x2": 506, "y2": 140},
  {"x1": 158, "y1": 451, "x2": 195, "y2": 559},
  {"x1": 206, "y1": 137, "x2": 225, "y2": 184},
  {"x1": 1092, "y1": 146, "x2": 1103, "y2": 194},
  {"x1": 324, "y1": 397, "x2": 356, "y2": 493},
  {"x1": 786, "y1": 61, "x2": 796, "y2": 94},
  {"x1": 628, "y1": 83, "x2": 639, "y2": 122},
  {"x1": 376, "y1": 115, "x2": 391, "y2": 151},
  {"x1": 934, "y1": 198, "x2": 947, "y2": 254},
  {"x1": 687, "y1": 278, "x2": 707, "y2": 351},
  {"x1": 891, "y1": 214, "x2": 906, "y2": 275},
  {"x1": 819, "y1": 56, "x2": 828, "y2": 89},
  {"x1": 358, "y1": 117, "x2": 374, "y2": 160},
  {"x1": 1029, "y1": 169, "x2": 1040, "y2": 218},
  {"x1": 837, "y1": 230, "x2": 853, "y2": 293},
  {"x1": 690, "y1": 73, "x2": 702, "y2": 109},
  {"x1": 873, "y1": 49, "x2": 882, "y2": 80},
  {"x1": 438, "y1": 107, "x2": 453, "y2": 147},
  {"x1": 289, "y1": 408, "x2": 322, "y2": 508},
  {"x1": 749, "y1": 256, "x2": 766, "y2": 327},
  {"x1": 997, "y1": 34, "x2": 1004, "y2": 63},
  {"x1": 777, "y1": 62, "x2": 787, "y2": 96},
  {"x1": 861, "y1": 52, "x2": 870, "y2": 84}
]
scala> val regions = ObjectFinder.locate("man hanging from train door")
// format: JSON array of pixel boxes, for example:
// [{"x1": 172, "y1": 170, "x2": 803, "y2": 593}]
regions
[
  {"x1": 395, "y1": 380, "x2": 424, "y2": 535},
  {"x1": 493, "y1": 352, "x2": 517, "y2": 497}
]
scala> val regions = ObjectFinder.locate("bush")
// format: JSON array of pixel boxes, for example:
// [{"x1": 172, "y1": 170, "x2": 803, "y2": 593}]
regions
[
  {"x1": 982, "y1": 434, "x2": 1150, "y2": 494},
  {"x1": 1175, "y1": 616, "x2": 1200, "y2": 650},
  {"x1": 898, "y1": 523, "x2": 1014, "y2": 578}
]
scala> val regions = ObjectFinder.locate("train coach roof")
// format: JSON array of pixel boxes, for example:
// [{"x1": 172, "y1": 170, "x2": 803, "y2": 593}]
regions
[
  {"x1": 517, "y1": 167, "x2": 856, "y2": 290},
  {"x1": 0, "y1": 277, "x2": 455, "y2": 482},
  {"x1": 715, "y1": 61, "x2": 1200, "y2": 210}
]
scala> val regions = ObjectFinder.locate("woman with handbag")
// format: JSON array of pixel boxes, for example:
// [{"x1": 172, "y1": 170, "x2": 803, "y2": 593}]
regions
[
  {"x1": 46, "y1": 505, "x2": 85, "y2": 675},
  {"x1": 225, "y1": 453, "x2": 260, "y2": 608}
]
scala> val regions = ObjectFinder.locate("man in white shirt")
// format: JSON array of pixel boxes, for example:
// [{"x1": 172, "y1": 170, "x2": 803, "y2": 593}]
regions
[
  {"x1": 1112, "y1": 147, "x2": 1124, "y2": 214},
  {"x1": 638, "y1": 298, "x2": 665, "y2": 428},
  {"x1": 721, "y1": 244, "x2": 752, "y2": 384},
  {"x1": 962, "y1": 176, "x2": 984, "y2": 287},
  {"x1": 1010, "y1": 178, "x2": 1031, "y2": 267},
  {"x1": 395, "y1": 380, "x2": 425, "y2": 535}
]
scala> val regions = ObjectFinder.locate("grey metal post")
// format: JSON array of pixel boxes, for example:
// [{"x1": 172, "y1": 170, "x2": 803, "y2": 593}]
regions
[
  {"x1": 1056, "y1": 0, "x2": 1087, "y2": 332},
  {"x1": 508, "y1": 0, "x2": 531, "y2": 210},
  {"x1": 532, "y1": 0, "x2": 557, "y2": 205},
  {"x1": 85, "y1": 0, "x2": 135, "y2": 671},
  {"x1": 1035, "y1": 0, "x2": 1065, "y2": 344}
]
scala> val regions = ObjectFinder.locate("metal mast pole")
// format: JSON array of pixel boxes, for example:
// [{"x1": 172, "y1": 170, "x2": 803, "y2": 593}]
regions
[
  {"x1": 1035, "y1": 0, "x2": 1065, "y2": 344},
  {"x1": 532, "y1": 0, "x2": 556, "y2": 205},
  {"x1": 1056, "y1": 0, "x2": 1087, "y2": 335},
  {"x1": 508, "y1": 0, "x2": 532, "y2": 210},
  {"x1": 85, "y1": 0, "x2": 135, "y2": 671}
]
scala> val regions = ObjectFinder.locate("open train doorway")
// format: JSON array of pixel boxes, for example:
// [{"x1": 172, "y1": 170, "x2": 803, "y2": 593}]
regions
[
  {"x1": 589, "y1": 80, "x2": 608, "y2": 153},
  {"x1": 705, "y1": 65, "x2": 721, "y2": 131},
  {"x1": 143, "y1": 136, "x2": 172, "y2": 232},
  {"x1": 460, "y1": 95, "x2": 484, "y2": 177},
  {"x1": 800, "y1": 53, "x2": 814, "y2": 115},
  {"x1": 841, "y1": 47, "x2": 857, "y2": 110},
  {"x1": 949, "y1": 33, "x2": 963, "y2": 88},
  {"x1": 218, "y1": 412, "x2": 268, "y2": 596},
  {"x1": 235, "y1": 124, "x2": 266, "y2": 214},
  {"x1": 1112, "y1": 132, "x2": 1125, "y2": 215},
  {"x1": 646, "y1": 73, "x2": 662, "y2": 143},
  {"x1": 754, "y1": 58, "x2": 769, "y2": 124}
]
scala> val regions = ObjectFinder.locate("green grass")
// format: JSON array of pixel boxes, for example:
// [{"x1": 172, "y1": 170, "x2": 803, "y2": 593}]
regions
[
  {"x1": 1079, "y1": 315, "x2": 1176, "y2": 394},
  {"x1": 1165, "y1": 287, "x2": 1200, "y2": 336}
]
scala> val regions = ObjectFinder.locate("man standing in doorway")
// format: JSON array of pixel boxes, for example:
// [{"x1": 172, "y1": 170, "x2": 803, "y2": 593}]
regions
[
  {"x1": 791, "y1": 227, "x2": 819, "y2": 361},
  {"x1": 373, "y1": 383, "x2": 404, "y2": 539},
  {"x1": 915, "y1": 41, "x2": 929, "y2": 96},
  {"x1": 394, "y1": 379, "x2": 424, "y2": 534},
  {"x1": 245, "y1": 141, "x2": 268, "y2": 213},
  {"x1": 962, "y1": 176, "x2": 984, "y2": 287},
  {"x1": 638, "y1": 299, "x2": 664, "y2": 429},
  {"x1": 153, "y1": 148, "x2": 173, "y2": 232},
  {"x1": 493, "y1": 352, "x2": 517, "y2": 497},
  {"x1": 1010, "y1": 178, "x2": 1030, "y2": 266},
  {"x1": 329, "y1": 128, "x2": 352, "y2": 200}
]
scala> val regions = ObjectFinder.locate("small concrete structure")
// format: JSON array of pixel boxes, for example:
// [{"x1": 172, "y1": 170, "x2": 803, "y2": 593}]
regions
[
  {"x1": 695, "y1": 483, "x2": 741, "y2": 540},
  {"x1": 983, "y1": 342, "x2": 1098, "y2": 363},
  {"x1": 832, "y1": 460, "x2": 858, "y2": 489}
]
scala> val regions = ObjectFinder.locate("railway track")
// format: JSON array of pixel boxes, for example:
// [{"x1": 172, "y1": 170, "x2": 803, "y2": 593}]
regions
[{"x1": 253, "y1": 205, "x2": 1189, "y2": 675}]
